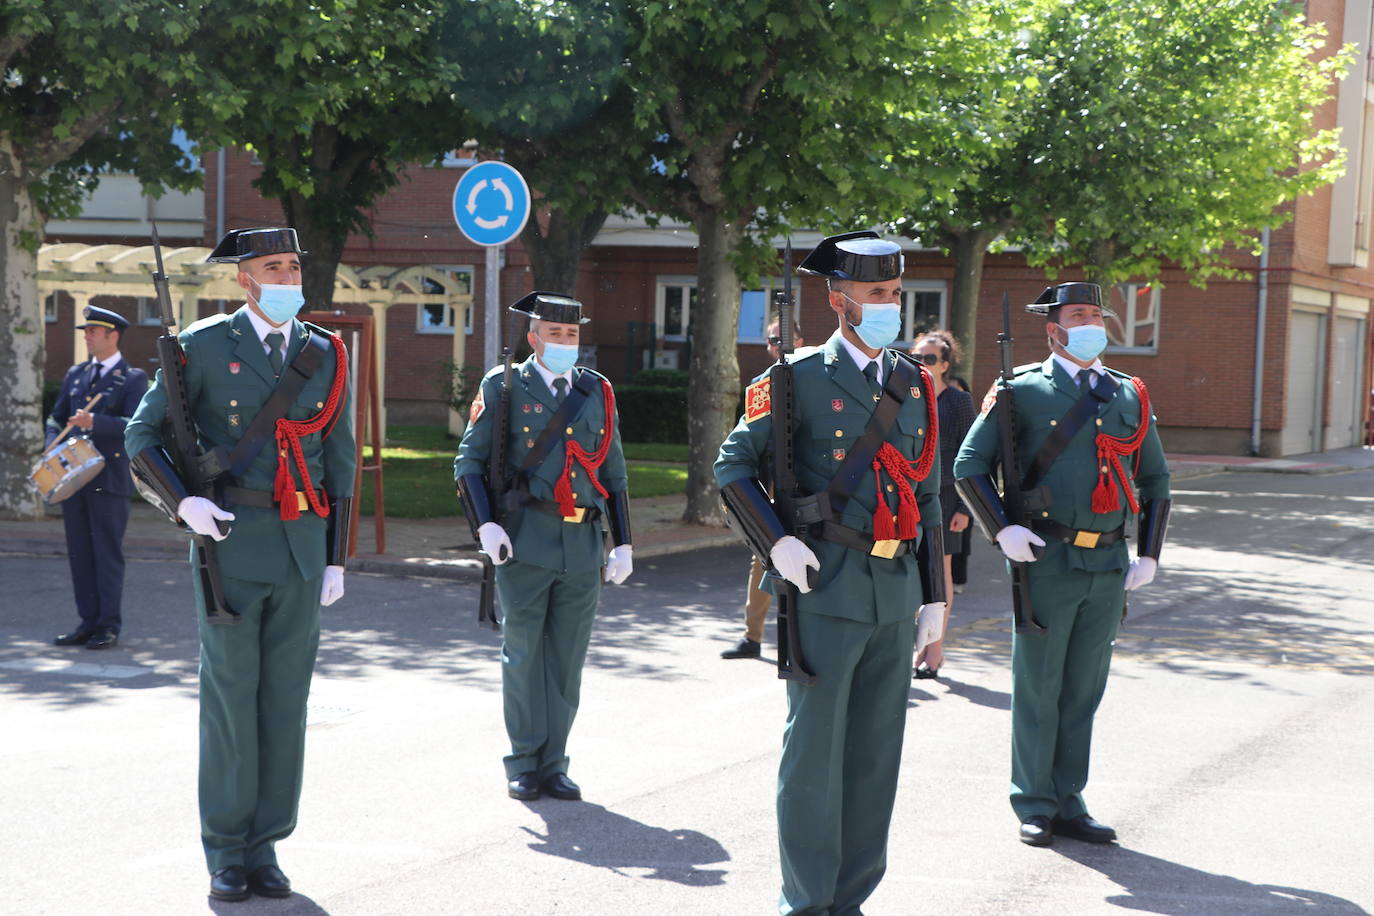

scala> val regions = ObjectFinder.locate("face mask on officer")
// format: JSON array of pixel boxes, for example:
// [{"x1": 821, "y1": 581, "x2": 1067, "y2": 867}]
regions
[
  {"x1": 839, "y1": 291, "x2": 901, "y2": 349},
  {"x1": 535, "y1": 335, "x2": 579, "y2": 374},
  {"x1": 1053, "y1": 322, "x2": 1109, "y2": 362},
  {"x1": 246, "y1": 275, "x2": 305, "y2": 325}
]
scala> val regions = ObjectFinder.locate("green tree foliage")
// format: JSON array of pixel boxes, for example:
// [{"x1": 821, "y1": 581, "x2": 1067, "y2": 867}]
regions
[{"x1": 0, "y1": 0, "x2": 208, "y2": 519}]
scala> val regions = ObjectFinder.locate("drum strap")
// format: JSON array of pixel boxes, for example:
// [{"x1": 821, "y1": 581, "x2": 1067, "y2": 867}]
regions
[{"x1": 225, "y1": 331, "x2": 331, "y2": 478}]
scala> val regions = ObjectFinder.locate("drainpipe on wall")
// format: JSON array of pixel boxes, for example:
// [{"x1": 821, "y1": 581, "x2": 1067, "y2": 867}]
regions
[{"x1": 1249, "y1": 226, "x2": 1270, "y2": 457}]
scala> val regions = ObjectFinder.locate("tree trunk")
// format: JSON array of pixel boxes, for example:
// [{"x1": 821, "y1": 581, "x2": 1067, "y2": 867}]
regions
[
  {"x1": 521, "y1": 207, "x2": 608, "y2": 294},
  {"x1": 0, "y1": 138, "x2": 45, "y2": 519},
  {"x1": 946, "y1": 226, "x2": 996, "y2": 387},
  {"x1": 283, "y1": 190, "x2": 348, "y2": 310},
  {"x1": 682, "y1": 208, "x2": 743, "y2": 526}
]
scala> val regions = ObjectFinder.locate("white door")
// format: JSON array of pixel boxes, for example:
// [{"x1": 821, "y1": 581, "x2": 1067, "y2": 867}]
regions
[
  {"x1": 1282, "y1": 311, "x2": 1325, "y2": 455},
  {"x1": 1328, "y1": 316, "x2": 1367, "y2": 449}
]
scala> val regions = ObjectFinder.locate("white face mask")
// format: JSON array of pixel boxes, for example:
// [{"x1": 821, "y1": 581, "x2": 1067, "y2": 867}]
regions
[{"x1": 841, "y1": 292, "x2": 902, "y2": 349}]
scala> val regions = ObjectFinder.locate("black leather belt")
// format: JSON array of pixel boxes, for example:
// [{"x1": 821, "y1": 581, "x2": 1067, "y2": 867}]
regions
[
  {"x1": 223, "y1": 484, "x2": 319, "y2": 512},
  {"x1": 524, "y1": 498, "x2": 601, "y2": 524},
  {"x1": 1032, "y1": 519, "x2": 1125, "y2": 549},
  {"x1": 810, "y1": 520, "x2": 911, "y2": 559}
]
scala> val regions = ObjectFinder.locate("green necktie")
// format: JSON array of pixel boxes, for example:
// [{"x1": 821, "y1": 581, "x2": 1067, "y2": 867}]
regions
[
  {"x1": 553, "y1": 377, "x2": 568, "y2": 404},
  {"x1": 266, "y1": 331, "x2": 285, "y2": 377},
  {"x1": 863, "y1": 361, "x2": 881, "y2": 401}
]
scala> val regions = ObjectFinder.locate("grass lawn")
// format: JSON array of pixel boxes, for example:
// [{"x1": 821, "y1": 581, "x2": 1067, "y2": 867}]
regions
[{"x1": 360, "y1": 425, "x2": 688, "y2": 519}]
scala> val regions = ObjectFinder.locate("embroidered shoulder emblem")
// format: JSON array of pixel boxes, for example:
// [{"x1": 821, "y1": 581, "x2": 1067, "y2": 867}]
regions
[
  {"x1": 745, "y1": 376, "x2": 772, "y2": 423},
  {"x1": 980, "y1": 383, "x2": 997, "y2": 417},
  {"x1": 469, "y1": 387, "x2": 485, "y2": 423}
]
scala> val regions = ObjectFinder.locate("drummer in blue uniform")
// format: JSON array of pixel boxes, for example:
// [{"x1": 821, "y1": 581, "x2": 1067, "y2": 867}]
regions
[
  {"x1": 716, "y1": 232, "x2": 946, "y2": 915},
  {"x1": 47, "y1": 305, "x2": 149, "y2": 650}
]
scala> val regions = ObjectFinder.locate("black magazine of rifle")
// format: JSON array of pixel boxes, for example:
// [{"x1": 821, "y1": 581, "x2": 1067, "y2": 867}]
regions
[
  {"x1": 150, "y1": 223, "x2": 238, "y2": 624},
  {"x1": 996, "y1": 292, "x2": 1047, "y2": 636},
  {"x1": 476, "y1": 308, "x2": 518, "y2": 631}
]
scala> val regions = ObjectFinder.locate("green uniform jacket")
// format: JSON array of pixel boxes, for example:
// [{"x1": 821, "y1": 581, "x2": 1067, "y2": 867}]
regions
[
  {"x1": 125, "y1": 307, "x2": 356, "y2": 584},
  {"x1": 953, "y1": 357, "x2": 1170, "y2": 570},
  {"x1": 714, "y1": 332, "x2": 942, "y2": 624},
  {"x1": 454, "y1": 357, "x2": 627, "y2": 574}
]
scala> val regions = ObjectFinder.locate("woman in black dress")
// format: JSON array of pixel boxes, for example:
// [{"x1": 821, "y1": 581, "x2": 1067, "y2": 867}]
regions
[{"x1": 911, "y1": 330, "x2": 976, "y2": 679}]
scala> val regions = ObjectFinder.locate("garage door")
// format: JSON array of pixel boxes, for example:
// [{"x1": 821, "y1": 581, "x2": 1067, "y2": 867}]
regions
[
  {"x1": 1329, "y1": 315, "x2": 1367, "y2": 449},
  {"x1": 1282, "y1": 311, "x2": 1325, "y2": 455}
]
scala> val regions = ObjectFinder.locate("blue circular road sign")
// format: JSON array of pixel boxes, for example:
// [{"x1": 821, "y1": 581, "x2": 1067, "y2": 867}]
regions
[{"x1": 452, "y1": 161, "x2": 531, "y2": 247}]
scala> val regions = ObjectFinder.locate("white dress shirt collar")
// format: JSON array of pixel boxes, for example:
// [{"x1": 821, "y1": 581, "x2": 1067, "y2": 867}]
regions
[
  {"x1": 532, "y1": 355, "x2": 574, "y2": 395},
  {"x1": 838, "y1": 333, "x2": 885, "y2": 386},
  {"x1": 245, "y1": 306, "x2": 292, "y2": 350},
  {"x1": 1051, "y1": 351, "x2": 1104, "y2": 383},
  {"x1": 94, "y1": 351, "x2": 123, "y2": 374}
]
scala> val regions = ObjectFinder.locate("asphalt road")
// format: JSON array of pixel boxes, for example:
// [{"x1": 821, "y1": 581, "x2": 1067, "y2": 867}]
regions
[{"x1": 2, "y1": 467, "x2": 1372, "y2": 915}]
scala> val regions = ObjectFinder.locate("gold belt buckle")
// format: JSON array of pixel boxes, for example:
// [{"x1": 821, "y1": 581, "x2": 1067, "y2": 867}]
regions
[
  {"x1": 564, "y1": 506, "x2": 587, "y2": 523},
  {"x1": 296, "y1": 491, "x2": 309, "y2": 512},
  {"x1": 870, "y1": 539, "x2": 900, "y2": 559},
  {"x1": 1073, "y1": 529, "x2": 1101, "y2": 549}
]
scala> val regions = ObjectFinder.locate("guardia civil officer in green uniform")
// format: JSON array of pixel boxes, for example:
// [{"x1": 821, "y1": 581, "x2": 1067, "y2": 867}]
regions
[
  {"x1": 455, "y1": 291, "x2": 632, "y2": 803},
  {"x1": 125, "y1": 228, "x2": 355, "y2": 902},
  {"x1": 716, "y1": 232, "x2": 946, "y2": 916},
  {"x1": 953, "y1": 282, "x2": 1170, "y2": 848}
]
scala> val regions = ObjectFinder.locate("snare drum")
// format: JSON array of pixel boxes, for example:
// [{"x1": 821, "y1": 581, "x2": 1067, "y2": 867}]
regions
[{"x1": 29, "y1": 436, "x2": 107, "y2": 504}]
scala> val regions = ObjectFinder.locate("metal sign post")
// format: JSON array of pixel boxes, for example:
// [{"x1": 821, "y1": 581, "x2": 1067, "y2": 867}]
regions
[{"x1": 452, "y1": 161, "x2": 532, "y2": 370}]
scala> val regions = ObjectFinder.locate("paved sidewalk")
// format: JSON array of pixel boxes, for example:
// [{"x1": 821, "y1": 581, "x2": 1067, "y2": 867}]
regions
[{"x1": 2, "y1": 447, "x2": 1369, "y2": 579}]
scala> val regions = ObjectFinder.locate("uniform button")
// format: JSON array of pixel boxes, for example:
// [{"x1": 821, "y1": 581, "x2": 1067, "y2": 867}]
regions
[
  {"x1": 522, "y1": 426, "x2": 530, "y2": 432},
  {"x1": 1042, "y1": 511, "x2": 1050, "y2": 517},
  {"x1": 229, "y1": 399, "x2": 238, "y2": 407},
  {"x1": 317, "y1": 401, "x2": 324, "y2": 409},
  {"x1": 598, "y1": 428, "x2": 605, "y2": 435},
  {"x1": 1050, "y1": 419, "x2": 1057, "y2": 426},
  {"x1": 571, "y1": 471, "x2": 578, "y2": 478},
  {"x1": 886, "y1": 484, "x2": 895, "y2": 492},
  {"x1": 566, "y1": 426, "x2": 574, "y2": 435},
  {"x1": 1095, "y1": 418, "x2": 1103, "y2": 426},
  {"x1": 917, "y1": 427, "x2": 924, "y2": 436},
  {"x1": 834, "y1": 429, "x2": 843, "y2": 437},
  {"x1": 1101, "y1": 466, "x2": 1109, "y2": 473}
]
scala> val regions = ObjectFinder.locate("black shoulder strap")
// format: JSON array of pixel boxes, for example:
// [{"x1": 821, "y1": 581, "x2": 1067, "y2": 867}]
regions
[
  {"x1": 1019, "y1": 372, "x2": 1121, "y2": 491},
  {"x1": 226, "y1": 330, "x2": 331, "y2": 477},
  {"x1": 516, "y1": 369, "x2": 601, "y2": 476},
  {"x1": 825, "y1": 355, "x2": 917, "y2": 519}
]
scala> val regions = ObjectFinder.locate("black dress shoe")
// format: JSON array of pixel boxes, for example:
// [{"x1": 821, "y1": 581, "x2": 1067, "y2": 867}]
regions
[
  {"x1": 1053, "y1": 814, "x2": 1117, "y2": 843},
  {"x1": 541, "y1": 773, "x2": 582, "y2": 800},
  {"x1": 248, "y1": 864, "x2": 292, "y2": 898},
  {"x1": 1019, "y1": 815, "x2": 1054, "y2": 847},
  {"x1": 209, "y1": 865, "x2": 250, "y2": 902},
  {"x1": 85, "y1": 628, "x2": 118, "y2": 650},
  {"x1": 508, "y1": 772, "x2": 541, "y2": 800},
  {"x1": 721, "y1": 637, "x2": 761, "y2": 659},
  {"x1": 54, "y1": 628, "x2": 94, "y2": 646},
  {"x1": 913, "y1": 663, "x2": 940, "y2": 679}
]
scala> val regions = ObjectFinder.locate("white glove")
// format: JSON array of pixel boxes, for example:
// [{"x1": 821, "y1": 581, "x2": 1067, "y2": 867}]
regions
[
  {"x1": 177, "y1": 496, "x2": 235, "y2": 541},
  {"x1": 1124, "y1": 556, "x2": 1158, "y2": 591},
  {"x1": 770, "y1": 535, "x2": 820, "y2": 594},
  {"x1": 995, "y1": 524, "x2": 1045, "y2": 563},
  {"x1": 604, "y1": 545, "x2": 633, "y2": 584},
  {"x1": 320, "y1": 565, "x2": 345, "y2": 606},
  {"x1": 915, "y1": 602, "x2": 946, "y2": 655},
  {"x1": 478, "y1": 522, "x2": 513, "y2": 565}
]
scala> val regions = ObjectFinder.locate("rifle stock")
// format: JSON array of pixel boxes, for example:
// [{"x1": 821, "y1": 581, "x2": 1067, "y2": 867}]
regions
[
  {"x1": 150, "y1": 223, "x2": 238, "y2": 625},
  {"x1": 997, "y1": 292, "x2": 1047, "y2": 636}
]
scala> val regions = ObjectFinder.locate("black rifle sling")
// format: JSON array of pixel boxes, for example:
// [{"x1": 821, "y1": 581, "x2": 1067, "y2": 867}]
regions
[
  {"x1": 516, "y1": 369, "x2": 601, "y2": 478},
  {"x1": 226, "y1": 330, "x2": 331, "y2": 478},
  {"x1": 825, "y1": 353, "x2": 916, "y2": 520},
  {"x1": 1018, "y1": 371, "x2": 1121, "y2": 492}
]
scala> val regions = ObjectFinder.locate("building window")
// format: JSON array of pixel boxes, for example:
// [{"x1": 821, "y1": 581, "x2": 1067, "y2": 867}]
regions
[
  {"x1": 1106, "y1": 283, "x2": 1161, "y2": 354},
  {"x1": 899, "y1": 281, "x2": 947, "y2": 345},
  {"x1": 417, "y1": 266, "x2": 475, "y2": 335},
  {"x1": 135, "y1": 296, "x2": 163, "y2": 326},
  {"x1": 44, "y1": 294, "x2": 57, "y2": 323},
  {"x1": 656, "y1": 276, "x2": 794, "y2": 344}
]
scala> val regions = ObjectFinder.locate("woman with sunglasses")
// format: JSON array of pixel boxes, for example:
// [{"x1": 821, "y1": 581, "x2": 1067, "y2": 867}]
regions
[{"x1": 910, "y1": 330, "x2": 976, "y2": 679}]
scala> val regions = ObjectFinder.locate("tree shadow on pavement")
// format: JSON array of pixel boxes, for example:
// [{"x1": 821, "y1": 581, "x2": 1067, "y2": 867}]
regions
[
  {"x1": 521, "y1": 802, "x2": 729, "y2": 886},
  {"x1": 1054, "y1": 843, "x2": 1370, "y2": 915}
]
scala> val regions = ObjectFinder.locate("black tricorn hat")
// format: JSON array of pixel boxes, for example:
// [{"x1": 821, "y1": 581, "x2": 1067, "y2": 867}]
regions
[
  {"x1": 75, "y1": 305, "x2": 130, "y2": 332},
  {"x1": 797, "y1": 231, "x2": 904, "y2": 282},
  {"x1": 509, "y1": 290, "x2": 589, "y2": 324},
  {"x1": 206, "y1": 227, "x2": 307, "y2": 264},
  {"x1": 1026, "y1": 282, "x2": 1116, "y2": 317}
]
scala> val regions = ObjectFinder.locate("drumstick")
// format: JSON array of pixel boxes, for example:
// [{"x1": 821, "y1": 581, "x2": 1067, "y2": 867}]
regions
[{"x1": 43, "y1": 392, "x2": 104, "y2": 455}]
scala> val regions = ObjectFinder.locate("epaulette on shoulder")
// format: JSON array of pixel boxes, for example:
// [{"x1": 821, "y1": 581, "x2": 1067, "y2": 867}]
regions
[
  {"x1": 482, "y1": 363, "x2": 507, "y2": 382},
  {"x1": 302, "y1": 320, "x2": 336, "y2": 338},
  {"x1": 183, "y1": 313, "x2": 231, "y2": 335},
  {"x1": 578, "y1": 366, "x2": 611, "y2": 384},
  {"x1": 1105, "y1": 366, "x2": 1134, "y2": 380},
  {"x1": 790, "y1": 345, "x2": 824, "y2": 362},
  {"x1": 1013, "y1": 362, "x2": 1041, "y2": 376}
]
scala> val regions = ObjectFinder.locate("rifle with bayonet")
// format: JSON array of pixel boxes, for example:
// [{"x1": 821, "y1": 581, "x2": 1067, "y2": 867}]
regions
[
  {"x1": 996, "y1": 291, "x2": 1047, "y2": 635},
  {"x1": 768, "y1": 241, "x2": 818, "y2": 684},
  {"x1": 149, "y1": 223, "x2": 239, "y2": 625},
  {"x1": 475, "y1": 307, "x2": 519, "y2": 631}
]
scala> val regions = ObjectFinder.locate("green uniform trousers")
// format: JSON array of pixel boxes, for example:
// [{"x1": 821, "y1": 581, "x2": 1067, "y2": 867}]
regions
[
  {"x1": 1010, "y1": 566, "x2": 1125, "y2": 822},
  {"x1": 196, "y1": 567, "x2": 321, "y2": 872},
  {"x1": 495, "y1": 560, "x2": 600, "y2": 781},
  {"x1": 779, "y1": 612, "x2": 914, "y2": 916}
]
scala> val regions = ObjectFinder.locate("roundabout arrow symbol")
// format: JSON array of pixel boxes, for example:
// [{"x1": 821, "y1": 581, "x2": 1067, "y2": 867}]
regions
[
  {"x1": 491, "y1": 177, "x2": 514, "y2": 210},
  {"x1": 465, "y1": 178, "x2": 488, "y2": 215},
  {"x1": 474, "y1": 214, "x2": 509, "y2": 229}
]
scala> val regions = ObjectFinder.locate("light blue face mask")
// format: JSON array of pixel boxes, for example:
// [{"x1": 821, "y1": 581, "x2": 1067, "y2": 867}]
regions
[
  {"x1": 1062, "y1": 323, "x2": 1108, "y2": 362},
  {"x1": 251, "y1": 278, "x2": 305, "y2": 325},
  {"x1": 537, "y1": 337, "x2": 579, "y2": 374},
  {"x1": 842, "y1": 294, "x2": 902, "y2": 350}
]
